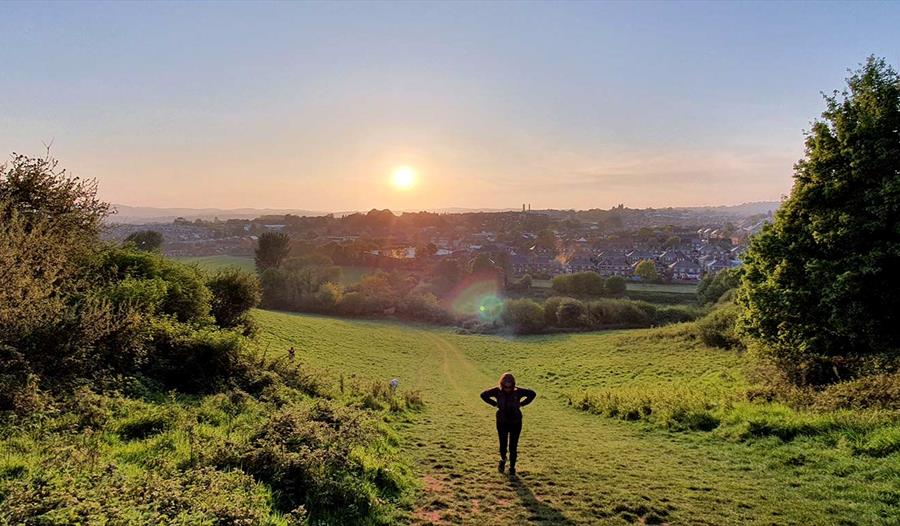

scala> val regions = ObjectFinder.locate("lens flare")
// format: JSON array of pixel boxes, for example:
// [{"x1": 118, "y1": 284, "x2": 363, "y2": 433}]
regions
[{"x1": 446, "y1": 272, "x2": 504, "y2": 321}]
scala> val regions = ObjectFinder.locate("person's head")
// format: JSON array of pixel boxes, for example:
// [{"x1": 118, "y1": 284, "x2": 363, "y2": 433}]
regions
[{"x1": 499, "y1": 372, "x2": 516, "y2": 392}]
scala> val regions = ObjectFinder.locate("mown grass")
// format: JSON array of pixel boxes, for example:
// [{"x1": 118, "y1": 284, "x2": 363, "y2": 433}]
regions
[
  {"x1": 175, "y1": 255, "x2": 256, "y2": 273},
  {"x1": 250, "y1": 310, "x2": 900, "y2": 525}
]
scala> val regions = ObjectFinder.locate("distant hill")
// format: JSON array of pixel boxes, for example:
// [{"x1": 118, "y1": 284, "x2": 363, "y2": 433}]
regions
[
  {"x1": 110, "y1": 205, "x2": 329, "y2": 224},
  {"x1": 110, "y1": 205, "x2": 520, "y2": 223}
]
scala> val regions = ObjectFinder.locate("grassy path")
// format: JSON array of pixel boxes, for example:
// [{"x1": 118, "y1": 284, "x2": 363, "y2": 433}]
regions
[{"x1": 253, "y1": 310, "x2": 897, "y2": 525}]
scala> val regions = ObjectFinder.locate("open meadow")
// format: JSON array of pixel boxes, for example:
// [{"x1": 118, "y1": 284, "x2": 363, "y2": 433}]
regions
[{"x1": 252, "y1": 310, "x2": 900, "y2": 525}]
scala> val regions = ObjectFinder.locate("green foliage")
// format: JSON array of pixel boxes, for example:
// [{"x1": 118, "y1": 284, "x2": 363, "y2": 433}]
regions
[
  {"x1": 604, "y1": 276, "x2": 626, "y2": 296},
  {"x1": 542, "y1": 296, "x2": 565, "y2": 327},
  {"x1": 696, "y1": 267, "x2": 741, "y2": 305},
  {"x1": 124, "y1": 229, "x2": 163, "y2": 252},
  {"x1": 551, "y1": 271, "x2": 605, "y2": 296},
  {"x1": 0, "y1": 153, "x2": 109, "y2": 240},
  {"x1": 217, "y1": 400, "x2": 410, "y2": 524},
  {"x1": 556, "y1": 298, "x2": 588, "y2": 327},
  {"x1": 145, "y1": 321, "x2": 247, "y2": 393},
  {"x1": 696, "y1": 304, "x2": 742, "y2": 349},
  {"x1": 586, "y1": 299, "x2": 650, "y2": 327},
  {"x1": 255, "y1": 231, "x2": 292, "y2": 271},
  {"x1": 501, "y1": 298, "x2": 545, "y2": 334},
  {"x1": 397, "y1": 292, "x2": 454, "y2": 324},
  {"x1": 207, "y1": 268, "x2": 261, "y2": 333},
  {"x1": 100, "y1": 248, "x2": 213, "y2": 323},
  {"x1": 738, "y1": 57, "x2": 900, "y2": 385},
  {"x1": 634, "y1": 260, "x2": 659, "y2": 282}
]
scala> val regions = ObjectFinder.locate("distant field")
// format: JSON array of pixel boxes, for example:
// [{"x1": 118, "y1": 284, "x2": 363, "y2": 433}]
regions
[
  {"x1": 252, "y1": 310, "x2": 898, "y2": 525},
  {"x1": 177, "y1": 256, "x2": 403, "y2": 286},
  {"x1": 175, "y1": 255, "x2": 255, "y2": 272}
]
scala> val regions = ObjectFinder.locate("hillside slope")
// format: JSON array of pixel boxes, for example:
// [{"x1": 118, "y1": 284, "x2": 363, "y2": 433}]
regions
[{"x1": 253, "y1": 310, "x2": 898, "y2": 525}]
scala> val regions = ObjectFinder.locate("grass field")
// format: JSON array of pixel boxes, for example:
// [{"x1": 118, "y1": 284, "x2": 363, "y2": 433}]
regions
[
  {"x1": 174, "y1": 255, "x2": 256, "y2": 272},
  {"x1": 252, "y1": 310, "x2": 899, "y2": 525}
]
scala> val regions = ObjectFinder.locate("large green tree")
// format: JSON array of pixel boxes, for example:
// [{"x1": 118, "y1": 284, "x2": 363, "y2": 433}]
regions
[
  {"x1": 255, "y1": 231, "x2": 291, "y2": 271},
  {"x1": 738, "y1": 57, "x2": 900, "y2": 385}
]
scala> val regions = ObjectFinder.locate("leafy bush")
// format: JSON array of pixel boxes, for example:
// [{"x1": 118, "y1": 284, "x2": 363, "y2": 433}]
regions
[
  {"x1": 696, "y1": 304, "x2": 742, "y2": 349},
  {"x1": 605, "y1": 276, "x2": 626, "y2": 296},
  {"x1": 502, "y1": 298, "x2": 545, "y2": 334},
  {"x1": 556, "y1": 298, "x2": 588, "y2": 327},
  {"x1": 315, "y1": 281, "x2": 343, "y2": 310},
  {"x1": 552, "y1": 272, "x2": 605, "y2": 296},
  {"x1": 397, "y1": 292, "x2": 453, "y2": 324},
  {"x1": 697, "y1": 268, "x2": 741, "y2": 305},
  {"x1": 144, "y1": 322, "x2": 247, "y2": 393},
  {"x1": 586, "y1": 299, "x2": 650, "y2": 327},
  {"x1": 814, "y1": 373, "x2": 900, "y2": 411},
  {"x1": 207, "y1": 269, "x2": 261, "y2": 332},
  {"x1": 219, "y1": 400, "x2": 410, "y2": 524},
  {"x1": 542, "y1": 296, "x2": 565, "y2": 327}
]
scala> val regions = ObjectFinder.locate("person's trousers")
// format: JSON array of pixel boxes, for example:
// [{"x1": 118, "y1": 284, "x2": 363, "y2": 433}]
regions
[{"x1": 496, "y1": 417, "x2": 522, "y2": 464}]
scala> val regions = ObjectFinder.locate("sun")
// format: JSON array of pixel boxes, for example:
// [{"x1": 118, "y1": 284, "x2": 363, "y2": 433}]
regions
[{"x1": 390, "y1": 166, "x2": 416, "y2": 190}]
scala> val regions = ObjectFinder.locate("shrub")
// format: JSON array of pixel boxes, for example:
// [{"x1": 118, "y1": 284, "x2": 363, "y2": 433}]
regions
[
  {"x1": 556, "y1": 298, "x2": 588, "y2": 328},
  {"x1": 552, "y1": 272, "x2": 605, "y2": 296},
  {"x1": 697, "y1": 267, "x2": 741, "y2": 305},
  {"x1": 315, "y1": 281, "x2": 343, "y2": 310},
  {"x1": 219, "y1": 400, "x2": 409, "y2": 524},
  {"x1": 144, "y1": 322, "x2": 247, "y2": 393},
  {"x1": 696, "y1": 304, "x2": 742, "y2": 349},
  {"x1": 335, "y1": 291, "x2": 365, "y2": 315},
  {"x1": 502, "y1": 298, "x2": 545, "y2": 334},
  {"x1": 586, "y1": 299, "x2": 650, "y2": 327},
  {"x1": 605, "y1": 276, "x2": 626, "y2": 296},
  {"x1": 397, "y1": 292, "x2": 452, "y2": 324},
  {"x1": 542, "y1": 296, "x2": 565, "y2": 326},
  {"x1": 814, "y1": 373, "x2": 900, "y2": 410},
  {"x1": 207, "y1": 269, "x2": 261, "y2": 332}
]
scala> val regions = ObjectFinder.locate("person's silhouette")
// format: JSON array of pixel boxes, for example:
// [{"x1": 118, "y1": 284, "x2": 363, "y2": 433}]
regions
[{"x1": 480, "y1": 372, "x2": 536, "y2": 476}]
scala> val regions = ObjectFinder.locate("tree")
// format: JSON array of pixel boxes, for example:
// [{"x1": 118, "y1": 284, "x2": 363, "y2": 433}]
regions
[
  {"x1": 697, "y1": 267, "x2": 741, "y2": 305},
  {"x1": 207, "y1": 269, "x2": 261, "y2": 332},
  {"x1": 125, "y1": 230, "x2": 163, "y2": 252},
  {"x1": 0, "y1": 153, "x2": 109, "y2": 240},
  {"x1": 255, "y1": 231, "x2": 291, "y2": 271},
  {"x1": 738, "y1": 57, "x2": 900, "y2": 385},
  {"x1": 634, "y1": 260, "x2": 659, "y2": 282}
]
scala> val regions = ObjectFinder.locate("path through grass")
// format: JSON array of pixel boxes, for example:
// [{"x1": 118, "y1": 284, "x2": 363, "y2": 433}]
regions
[{"x1": 253, "y1": 310, "x2": 898, "y2": 525}]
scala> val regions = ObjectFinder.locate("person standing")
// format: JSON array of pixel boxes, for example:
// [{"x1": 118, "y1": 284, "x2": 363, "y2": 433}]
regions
[{"x1": 480, "y1": 372, "x2": 536, "y2": 476}]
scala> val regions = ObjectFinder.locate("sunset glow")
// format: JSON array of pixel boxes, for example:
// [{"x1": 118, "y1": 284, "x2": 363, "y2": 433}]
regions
[{"x1": 391, "y1": 167, "x2": 416, "y2": 190}]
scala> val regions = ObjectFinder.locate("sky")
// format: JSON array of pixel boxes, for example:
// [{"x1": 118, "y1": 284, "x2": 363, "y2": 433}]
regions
[{"x1": 2, "y1": 1, "x2": 899, "y2": 212}]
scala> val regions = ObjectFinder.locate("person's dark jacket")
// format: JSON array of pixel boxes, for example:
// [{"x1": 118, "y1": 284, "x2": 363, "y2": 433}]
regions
[{"x1": 480, "y1": 386, "x2": 537, "y2": 422}]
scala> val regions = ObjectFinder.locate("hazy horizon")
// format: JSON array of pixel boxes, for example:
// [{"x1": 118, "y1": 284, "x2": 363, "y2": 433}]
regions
[{"x1": 3, "y1": 1, "x2": 899, "y2": 210}]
